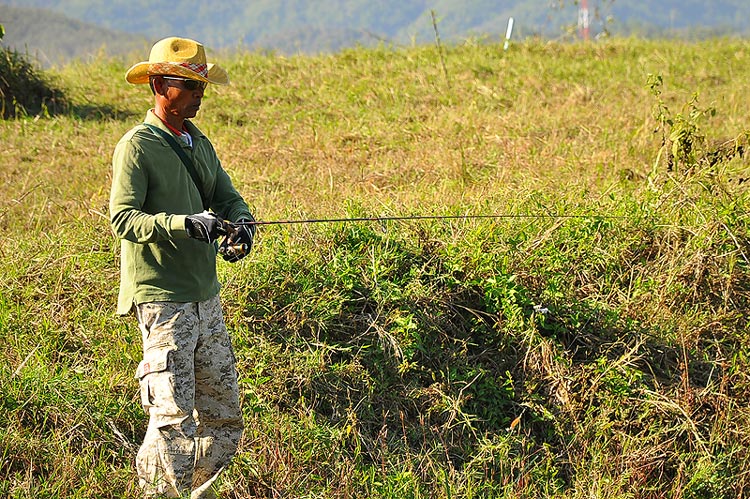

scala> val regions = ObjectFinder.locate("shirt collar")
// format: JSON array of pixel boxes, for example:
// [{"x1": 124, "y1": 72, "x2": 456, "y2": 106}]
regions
[{"x1": 144, "y1": 110, "x2": 204, "y2": 139}]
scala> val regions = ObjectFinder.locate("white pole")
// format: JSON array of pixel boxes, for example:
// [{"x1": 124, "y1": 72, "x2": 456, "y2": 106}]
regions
[
  {"x1": 578, "y1": 0, "x2": 590, "y2": 40},
  {"x1": 504, "y1": 17, "x2": 514, "y2": 50}
]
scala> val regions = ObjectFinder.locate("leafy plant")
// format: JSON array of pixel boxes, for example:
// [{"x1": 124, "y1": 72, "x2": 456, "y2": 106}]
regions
[{"x1": 648, "y1": 73, "x2": 723, "y2": 174}]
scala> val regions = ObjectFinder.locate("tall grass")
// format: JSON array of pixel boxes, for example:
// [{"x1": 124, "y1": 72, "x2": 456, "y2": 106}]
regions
[
  {"x1": 1, "y1": 38, "x2": 749, "y2": 498},
  {"x1": 0, "y1": 38, "x2": 68, "y2": 118}
]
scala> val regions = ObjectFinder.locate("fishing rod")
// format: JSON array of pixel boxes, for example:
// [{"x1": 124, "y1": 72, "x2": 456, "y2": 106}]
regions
[
  {"x1": 228, "y1": 213, "x2": 620, "y2": 227},
  {"x1": 219, "y1": 213, "x2": 624, "y2": 256},
  {"x1": 218, "y1": 212, "x2": 623, "y2": 257}
]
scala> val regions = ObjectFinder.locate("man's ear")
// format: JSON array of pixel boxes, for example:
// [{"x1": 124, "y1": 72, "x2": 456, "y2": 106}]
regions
[{"x1": 150, "y1": 76, "x2": 165, "y2": 96}]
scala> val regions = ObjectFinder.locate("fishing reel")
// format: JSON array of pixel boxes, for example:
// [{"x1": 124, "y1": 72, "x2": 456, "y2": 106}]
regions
[
  {"x1": 217, "y1": 221, "x2": 250, "y2": 259},
  {"x1": 218, "y1": 242, "x2": 248, "y2": 258}
]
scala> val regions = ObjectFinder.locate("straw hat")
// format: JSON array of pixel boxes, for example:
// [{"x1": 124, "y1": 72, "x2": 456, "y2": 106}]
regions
[{"x1": 125, "y1": 37, "x2": 229, "y2": 85}]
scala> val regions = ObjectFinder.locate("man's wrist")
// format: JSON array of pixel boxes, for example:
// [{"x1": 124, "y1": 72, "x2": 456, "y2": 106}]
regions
[{"x1": 169, "y1": 214, "x2": 190, "y2": 238}]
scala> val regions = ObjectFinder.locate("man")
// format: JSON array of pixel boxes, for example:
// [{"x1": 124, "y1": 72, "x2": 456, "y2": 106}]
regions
[{"x1": 109, "y1": 36, "x2": 254, "y2": 498}]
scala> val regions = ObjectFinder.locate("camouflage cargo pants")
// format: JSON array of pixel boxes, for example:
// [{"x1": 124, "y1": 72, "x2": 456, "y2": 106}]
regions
[{"x1": 134, "y1": 295, "x2": 244, "y2": 498}]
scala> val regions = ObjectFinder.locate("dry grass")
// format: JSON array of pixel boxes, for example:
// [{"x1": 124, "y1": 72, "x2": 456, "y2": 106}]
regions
[{"x1": 1, "y1": 37, "x2": 749, "y2": 498}]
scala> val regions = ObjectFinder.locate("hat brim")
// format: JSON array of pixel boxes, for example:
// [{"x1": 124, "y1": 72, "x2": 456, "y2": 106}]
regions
[{"x1": 125, "y1": 61, "x2": 229, "y2": 85}]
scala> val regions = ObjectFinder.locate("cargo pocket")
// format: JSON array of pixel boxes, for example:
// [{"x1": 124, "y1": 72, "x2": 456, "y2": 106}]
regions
[{"x1": 135, "y1": 345, "x2": 172, "y2": 413}]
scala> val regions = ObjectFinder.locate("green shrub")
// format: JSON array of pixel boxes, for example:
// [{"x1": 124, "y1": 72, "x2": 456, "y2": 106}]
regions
[{"x1": 0, "y1": 32, "x2": 67, "y2": 118}]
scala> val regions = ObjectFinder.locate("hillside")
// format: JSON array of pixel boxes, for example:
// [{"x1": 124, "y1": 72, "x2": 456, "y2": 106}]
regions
[
  {"x1": 1, "y1": 37, "x2": 750, "y2": 498},
  {"x1": 0, "y1": 4, "x2": 147, "y2": 67},
  {"x1": 1, "y1": 0, "x2": 750, "y2": 63}
]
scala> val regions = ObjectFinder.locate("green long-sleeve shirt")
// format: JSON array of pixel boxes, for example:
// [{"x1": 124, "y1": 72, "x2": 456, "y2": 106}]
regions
[{"x1": 110, "y1": 110, "x2": 252, "y2": 315}]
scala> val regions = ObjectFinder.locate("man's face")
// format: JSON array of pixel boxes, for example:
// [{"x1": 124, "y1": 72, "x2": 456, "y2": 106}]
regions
[{"x1": 155, "y1": 76, "x2": 207, "y2": 120}]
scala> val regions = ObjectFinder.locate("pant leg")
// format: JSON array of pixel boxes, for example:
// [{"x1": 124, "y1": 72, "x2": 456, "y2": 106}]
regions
[
  {"x1": 191, "y1": 296, "x2": 244, "y2": 499},
  {"x1": 135, "y1": 301, "x2": 200, "y2": 498}
]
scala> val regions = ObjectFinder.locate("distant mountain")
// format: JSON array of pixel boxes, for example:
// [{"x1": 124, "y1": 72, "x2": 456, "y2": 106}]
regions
[
  {"x1": 2, "y1": 0, "x2": 749, "y2": 64},
  {"x1": 0, "y1": 4, "x2": 148, "y2": 67}
]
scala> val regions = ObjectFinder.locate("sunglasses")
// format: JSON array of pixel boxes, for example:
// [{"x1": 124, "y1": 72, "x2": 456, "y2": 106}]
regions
[{"x1": 161, "y1": 76, "x2": 207, "y2": 91}]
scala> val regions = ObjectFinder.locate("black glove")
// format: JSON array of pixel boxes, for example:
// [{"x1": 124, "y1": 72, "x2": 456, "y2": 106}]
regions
[
  {"x1": 219, "y1": 218, "x2": 255, "y2": 262},
  {"x1": 185, "y1": 211, "x2": 227, "y2": 243}
]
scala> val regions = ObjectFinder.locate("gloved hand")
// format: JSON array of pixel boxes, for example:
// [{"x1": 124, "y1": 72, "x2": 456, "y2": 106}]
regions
[
  {"x1": 219, "y1": 218, "x2": 255, "y2": 262},
  {"x1": 185, "y1": 211, "x2": 227, "y2": 243}
]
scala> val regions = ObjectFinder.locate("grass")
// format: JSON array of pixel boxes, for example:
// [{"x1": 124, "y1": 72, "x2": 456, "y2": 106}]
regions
[
  {"x1": 0, "y1": 44, "x2": 67, "y2": 118},
  {"x1": 1, "y1": 37, "x2": 749, "y2": 498}
]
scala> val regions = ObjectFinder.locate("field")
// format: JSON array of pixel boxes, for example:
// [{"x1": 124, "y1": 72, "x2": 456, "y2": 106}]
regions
[{"x1": 1, "y1": 38, "x2": 750, "y2": 498}]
